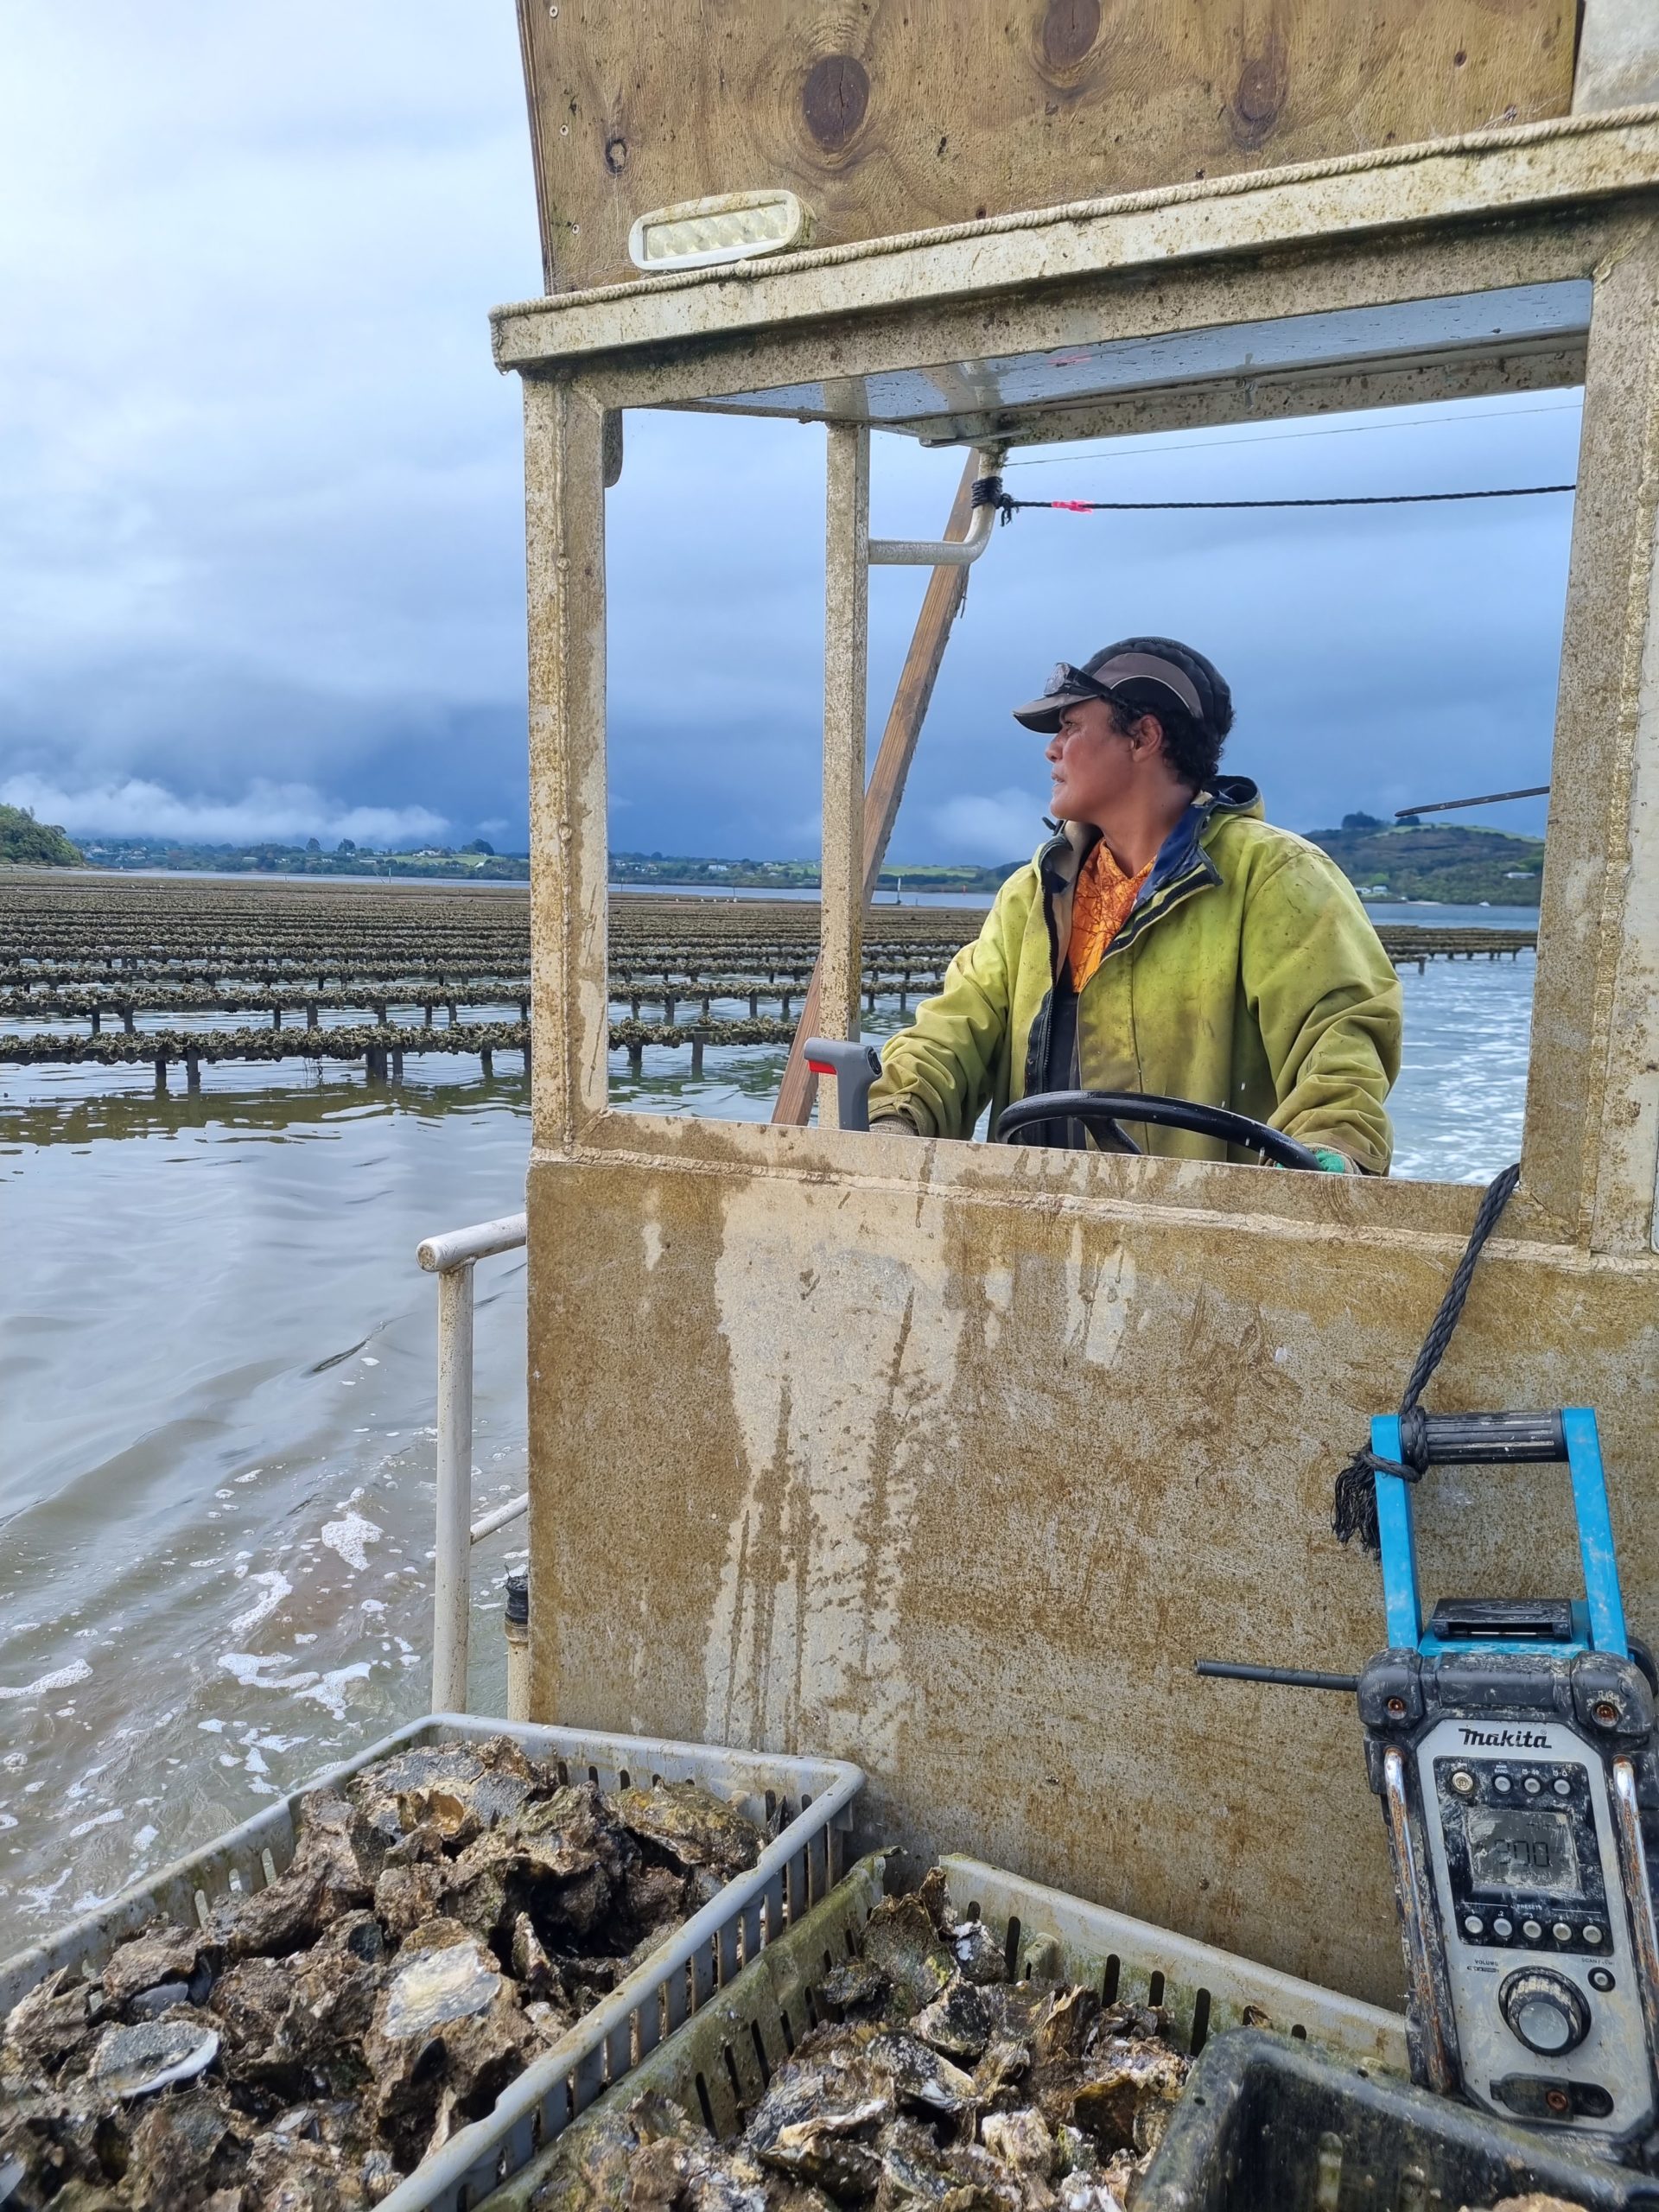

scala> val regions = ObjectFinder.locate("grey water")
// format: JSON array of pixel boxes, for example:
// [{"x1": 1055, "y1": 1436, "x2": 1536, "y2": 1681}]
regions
[{"x1": 0, "y1": 912, "x2": 1534, "y2": 1956}]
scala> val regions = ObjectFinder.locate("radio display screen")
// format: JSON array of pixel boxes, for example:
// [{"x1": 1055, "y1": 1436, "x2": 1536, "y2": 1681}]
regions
[{"x1": 1465, "y1": 1808, "x2": 1582, "y2": 1900}]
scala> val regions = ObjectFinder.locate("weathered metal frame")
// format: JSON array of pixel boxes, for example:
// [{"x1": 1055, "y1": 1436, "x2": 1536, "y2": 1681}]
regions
[
  {"x1": 507, "y1": 106, "x2": 1659, "y2": 1252},
  {"x1": 416, "y1": 1211, "x2": 530, "y2": 1713},
  {"x1": 505, "y1": 110, "x2": 1659, "y2": 2006}
]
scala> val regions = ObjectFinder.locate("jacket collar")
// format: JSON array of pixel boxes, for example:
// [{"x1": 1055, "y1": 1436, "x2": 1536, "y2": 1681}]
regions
[{"x1": 1033, "y1": 777, "x2": 1262, "y2": 969}]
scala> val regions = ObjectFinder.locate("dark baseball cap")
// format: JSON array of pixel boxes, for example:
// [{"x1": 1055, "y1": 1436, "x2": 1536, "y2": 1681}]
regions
[{"x1": 1012, "y1": 647, "x2": 1205, "y2": 734}]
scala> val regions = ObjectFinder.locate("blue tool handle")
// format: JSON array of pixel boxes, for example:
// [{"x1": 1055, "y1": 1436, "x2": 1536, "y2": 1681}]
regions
[{"x1": 1370, "y1": 1406, "x2": 1627, "y2": 1657}]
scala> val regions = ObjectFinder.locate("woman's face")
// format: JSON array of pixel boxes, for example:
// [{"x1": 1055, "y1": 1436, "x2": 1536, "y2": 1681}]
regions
[{"x1": 1045, "y1": 697, "x2": 1137, "y2": 823}]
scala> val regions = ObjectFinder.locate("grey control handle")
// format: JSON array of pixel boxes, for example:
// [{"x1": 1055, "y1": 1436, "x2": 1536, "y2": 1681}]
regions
[{"x1": 803, "y1": 1037, "x2": 882, "y2": 1132}]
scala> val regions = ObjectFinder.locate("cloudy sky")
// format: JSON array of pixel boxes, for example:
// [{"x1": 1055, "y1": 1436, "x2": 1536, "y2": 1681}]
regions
[{"x1": 1, "y1": 6, "x2": 1575, "y2": 862}]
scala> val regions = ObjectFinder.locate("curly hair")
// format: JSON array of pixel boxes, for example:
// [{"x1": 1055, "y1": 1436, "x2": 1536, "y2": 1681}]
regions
[{"x1": 1091, "y1": 635, "x2": 1233, "y2": 791}]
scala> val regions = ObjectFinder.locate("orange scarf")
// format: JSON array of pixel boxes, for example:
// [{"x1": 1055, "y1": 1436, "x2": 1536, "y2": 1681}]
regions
[{"x1": 1067, "y1": 841, "x2": 1153, "y2": 990}]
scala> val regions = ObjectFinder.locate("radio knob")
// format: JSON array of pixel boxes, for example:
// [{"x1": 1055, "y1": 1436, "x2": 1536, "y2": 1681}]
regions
[{"x1": 1500, "y1": 1968, "x2": 1592, "y2": 2057}]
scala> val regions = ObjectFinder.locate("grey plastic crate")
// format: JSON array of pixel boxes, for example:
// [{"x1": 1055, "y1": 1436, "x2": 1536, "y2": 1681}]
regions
[
  {"x1": 1137, "y1": 2029, "x2": 1658, "y2": 2211},
  {"x1": 0, "y1": 1713, "x2": 862, "y2": 2212},
  {"x1": 478, "y1": 1850, "x2": 1410, "y2": 2212}
]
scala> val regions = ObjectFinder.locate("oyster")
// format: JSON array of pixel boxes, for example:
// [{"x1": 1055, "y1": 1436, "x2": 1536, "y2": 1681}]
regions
[
  {"x1": 912, "y1": 1977, "x2": 993, "y2": 2062},
  {"x1": 980, "y1": 2110, "x2": 1056, "y2": 2177},
  {"x1": 859, "y1": 1899, "x2": 953, "y2": 2017},
  {"x1": 1, "y1": 1965, "x2": 100, "y2": 2081},
  {"x1": 817, "y1": 1958, "x2": 890, "y2": 2015},
  {"x1": 213, "y1": 1792, "x2": 371, "y2": 1961},
  {"x1": 949, "y1": 1921, "x2": 1009, "y2": 1988},
  {"x1": 365, "y1": 1920, "x2": 538, "y2": 2169},
  {"x1": 122, "y1": 2088, "x2": 239, "y2": 2209},
  {"x1": 99, "y1": 1924, "x2": 216, "y2": 2012},
  {"x1": 746, "y1": 2029, "x2": 893, "y2": 2196},
  {"x1": 616, "y1": 1782, "x2": 761, "y2": 1878},
  {"x1": 873, "y1": 2115, "x2": 1023, "y2": 2212},
  {"x1": 88, "y1": 2018, "x2": 221, "y2": 2100},
  {"x1": 346, "y1": 1737, "x2": 544, "y2": 1866},
  {"x1": 866, "y1": 2029, "x2": 977, "y2": 2117},
  {"x1": 1066, "y1": 2045, "x2": 1188, "y2": 2159}
]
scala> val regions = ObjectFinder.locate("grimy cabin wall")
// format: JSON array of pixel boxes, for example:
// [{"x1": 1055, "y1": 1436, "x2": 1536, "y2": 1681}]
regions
[
  {"x1": 527, "y1": 1138, "x2": 1659, "y2": 2008},
  {"x1": 516, "y1": 0, "x2": 1575, "y2": 292}
]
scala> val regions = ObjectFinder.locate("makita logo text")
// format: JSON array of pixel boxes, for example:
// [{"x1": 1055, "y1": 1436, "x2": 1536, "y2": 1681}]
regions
[{"x1": 1459, "y1": 1726, "x2": 1550, "y2": 1749}]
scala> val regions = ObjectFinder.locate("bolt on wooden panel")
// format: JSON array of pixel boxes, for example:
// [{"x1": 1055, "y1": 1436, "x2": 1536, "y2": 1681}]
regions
[{"x1": 516, "y1": 0, "x2": 1577, "y2": 295}]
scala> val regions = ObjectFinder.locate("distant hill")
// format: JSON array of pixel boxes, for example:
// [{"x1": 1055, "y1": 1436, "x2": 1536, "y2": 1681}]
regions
[
  {"x1": 610, "y1": 851, "x2": 1020, "y2": 893},
  {"x1": 0, "y1": 803, "x2": 83, "y2": 868},
  {"x1": 78, "y1": 836, "x2": 526, "y2": 880},
  {"x1": 1306, "y1": 815, "x2": 1543, "y2": 906}
]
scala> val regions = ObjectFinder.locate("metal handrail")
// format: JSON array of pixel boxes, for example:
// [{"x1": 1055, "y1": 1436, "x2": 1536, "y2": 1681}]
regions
[
  {"x1": 867, "y1": 447, "x2": 1001, "y2": 566},
  {"x1": 416, "y1": 1210, "x2": 528, "y2": 1712}
]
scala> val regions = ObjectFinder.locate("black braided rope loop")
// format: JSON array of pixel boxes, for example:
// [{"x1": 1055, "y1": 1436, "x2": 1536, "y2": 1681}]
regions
[{"x1": 1332, "y1": 1161, "x2": 1522, "y2": 1555}]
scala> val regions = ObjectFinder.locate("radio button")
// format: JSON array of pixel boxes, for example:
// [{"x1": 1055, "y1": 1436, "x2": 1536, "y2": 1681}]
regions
[
  {"x1": 1493, "y1": 1916, "x2": 1514, "y2": 1939},
  {"x1": 1452, "y1": 1770, "x2": 1475, "y2": 1796},
  {"x1": 1523, "y1": 1776, "x2": 1542, "y2": 1796},
  {"x1": 1500, "y1": 1967, "x2": 1592, "y2": 2057},
  {"x1": 1586, "y1": 1925, "x2": 1604, "y2": 1945},
  {"x1": 1590, "y1": 1967, "x2": 1615, "y2": 1992},
  {"x1": 1553, "y1": 1777, "x2": 1572, "y2": 1797},
  {"x1": 1464, "y1": 1915, "x2": 1484, "y2": 1937},
  {"x1": 1522, "y1": 1920, "x2": 1543, "y2": 1941},
  {"x1": 1553, "y1": 1923, "x2": 1573, "y2": 1943},
  {"x1": 1495, "y1": 1774, "x2": 1513, "y2": 1794}
]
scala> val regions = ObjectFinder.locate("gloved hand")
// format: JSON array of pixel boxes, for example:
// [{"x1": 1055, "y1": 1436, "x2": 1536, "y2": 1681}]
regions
[
  {"x1": 1310, "y1": 1146, "x2": 1354, "y2": 1173},
  {"x1": 871, "y1": 1116, "x2": 925, "y2": 1138}
]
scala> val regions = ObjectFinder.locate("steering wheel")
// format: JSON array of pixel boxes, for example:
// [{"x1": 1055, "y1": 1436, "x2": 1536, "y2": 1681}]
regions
[{"x1": 995, "y1": 1089, "x2": 1323, "y2": 1170}]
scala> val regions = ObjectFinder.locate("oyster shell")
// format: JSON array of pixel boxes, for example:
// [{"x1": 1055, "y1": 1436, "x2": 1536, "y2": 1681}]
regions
[
  {"x1": 949, "y1": 1921, "x2": 1009, "y2": 1988},
  {"x1": 980, "y1": 2110, "x2": 1056, "y2": 2177},
  {"x1": 365, "y1": 1921, "x2": 537, "y2": 2170},
  {"x1": 912, "y1": 1977, "x2": 993, "y2": 2062},
  {"x1": 745, "y1": 2029, "x2": 893, "y2": 2196},
  {"x1": 99, "y1": 1924, "x2": 216, "y2": 2012},
  {"x1": 123, "y1": 2087, "x2": 239, "y2": 2209},
  {"x1": 88, "y1": 2018, "x2": 220, "y2": 2099},
  {"x1": 2, "y1": 1965, "x2": 100, "y2": 2082},
  {"x1": 817, "y1": 1958, "x2": 890, "y2": 2015},
  {"x1": 214, "y1": 1791, "x2": 371, "y2": 1961},
  {"x1": 1065, "y1": 2045, "x2": 1188, "y2": 2158},
  {"x1": 871, "y1": 2116, "x2": 1021, "y2": 2212},
  {"x1": 859, "y1": 1900, "x2": 953, "y2": 2017},
  {"x1": 616, "y1": 1782, "x2": 761, "y2": 1878}
]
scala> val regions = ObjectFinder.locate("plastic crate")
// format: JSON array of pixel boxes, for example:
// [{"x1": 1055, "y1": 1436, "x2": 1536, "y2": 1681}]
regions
[
  {"x1": 1137, "y1": 2028, "x2": 1659, "y2": 2211},
  {"x1": 0, "y1": 1713, "x2": 861, "y2": 2212},
  {"x1": 478, "y1": 1851, "x2": 1412, "y2": 2211}
]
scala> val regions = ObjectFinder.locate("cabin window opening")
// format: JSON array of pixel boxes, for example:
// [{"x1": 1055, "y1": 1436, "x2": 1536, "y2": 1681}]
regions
[{"x1": 599, "y1": 377, "x2": 1578, "y2": 1189}]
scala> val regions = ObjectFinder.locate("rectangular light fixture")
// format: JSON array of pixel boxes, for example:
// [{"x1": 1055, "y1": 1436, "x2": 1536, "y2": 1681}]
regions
[{"x1": 628, "y1": 190, "x2": 807, "y2": 275}]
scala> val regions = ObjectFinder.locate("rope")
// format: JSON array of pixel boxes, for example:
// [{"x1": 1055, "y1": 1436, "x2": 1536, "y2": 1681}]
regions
[
  {"x1": 1332, "y1": 1161, "x2": 1522, "y2": 1555},
  {"x1": 988, "y1": 486, "x2": 1574, "y2": 517}
]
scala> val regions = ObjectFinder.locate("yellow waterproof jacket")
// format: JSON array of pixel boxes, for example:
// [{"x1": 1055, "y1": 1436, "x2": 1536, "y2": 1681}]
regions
[{"x1": 868, "y1": 779, "x2": 1402, "y2": 1171}]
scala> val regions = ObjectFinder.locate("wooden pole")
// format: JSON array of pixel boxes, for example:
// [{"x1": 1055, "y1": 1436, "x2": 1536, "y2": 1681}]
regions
[
  {"x1": 772, "y1": 450, "x2": 979, "y2": 1127},
  {"x1": 817, "y1": 423, "x2": 870, "y2": 1131}
]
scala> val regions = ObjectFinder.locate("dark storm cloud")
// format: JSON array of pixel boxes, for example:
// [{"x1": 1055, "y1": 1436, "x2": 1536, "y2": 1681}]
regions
[
  {"x1": 0, "y1": 9, "x2": 1579, "y2": 860},
  {"x1": 0, "y1": 3, "x2": 539, "y2": 847},
  {"x1": 607, "y1": 396, "x2": 1577, "y2": 862}
]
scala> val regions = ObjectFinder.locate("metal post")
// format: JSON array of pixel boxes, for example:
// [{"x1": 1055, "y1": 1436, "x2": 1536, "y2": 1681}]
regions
[
  {"x1": 505, "y1": 1573, "x2": 531, "y2": 1724},
  {"x1": 419, "y1": 1209, "x2": 529, "y2": 1719},
  {"x1": 433, "y1": 1262, "x2": 475, "y2": 1713},
  {"x1": 820, "y1": 421, "x2": 870, "y2": 1133}
]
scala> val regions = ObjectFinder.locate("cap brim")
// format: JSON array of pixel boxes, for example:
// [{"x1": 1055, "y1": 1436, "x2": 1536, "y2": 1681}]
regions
[{"x1": 1011, "y1": 689, "x2": 1088, "y2": 733}]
